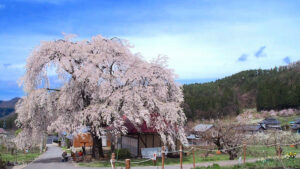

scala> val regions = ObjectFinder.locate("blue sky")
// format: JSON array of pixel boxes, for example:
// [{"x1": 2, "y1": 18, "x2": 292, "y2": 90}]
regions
[{"x1": 0, "y1": 0, "x2": 300, "y2": 100}]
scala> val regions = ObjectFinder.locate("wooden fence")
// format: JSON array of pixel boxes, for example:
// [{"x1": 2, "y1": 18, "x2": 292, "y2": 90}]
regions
[{"x1": 109, "y1": 142, "x2": 300, "y2": 169}]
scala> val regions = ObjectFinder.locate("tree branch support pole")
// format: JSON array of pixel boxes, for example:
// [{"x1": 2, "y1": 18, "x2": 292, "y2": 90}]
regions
[
  {"x1": 243, "y1": 143, "x2": 246, "y2": 164},
  {"x1": 193, "y1": 147, "x2": 196, "y2": 169},
  {"x1": 179, "y1": 145, "x2": 183, "y2": 169},
  {"x1": 111, "y1": 153, "x2": 115, "y2": 169},
  {"x1": 125, "y1": 159, "x2": 130, "y2": 169},
  {"x1": 162, "y1": 146, "x2": 165, "y2": 169}
]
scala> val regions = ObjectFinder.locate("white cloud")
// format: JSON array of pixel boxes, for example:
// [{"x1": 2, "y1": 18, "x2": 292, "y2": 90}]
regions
[{"x1": 123, "y1": 28, "x2": 300, "y2": 79}]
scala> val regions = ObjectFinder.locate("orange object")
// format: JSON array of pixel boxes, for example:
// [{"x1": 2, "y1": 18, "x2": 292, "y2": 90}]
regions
[
  {"x1": 216, "y1": 150, "x2": 221, "y2": 155},
  {"x1": 290, "y1": 145, "x2": 295, "y2": 148},
  {"x1": 73, "y1": 133, "x2": 93, "y2": 148}
]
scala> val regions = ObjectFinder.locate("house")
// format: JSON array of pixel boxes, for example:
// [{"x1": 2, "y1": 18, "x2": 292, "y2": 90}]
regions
[
  {"x1": 193, "y1": 124, "x2": 214, "y2": 133},
  {"x1": 58, "y1": 128, "x2": 111, "y2": 154},
  {"x1": 73, "y1": 133, "x2": 93, "y2": 148},
  {"x1": 186, "y1": 134, "x2": 200, "y2": 146},
  {"x1": 259, "y1": 117, "x2": 281, "y2": 130},
  {"x1": 186, "y1": 124, "x2": 214, "y2": 146},
  {"x1": 72, "y1": 130, "x2": 110, "y2": 151},
  {"x1": 290, "y1": 118, "x2": 300, "y2": 133},
  {"x1": 117, "y1": 116, "x2": 179, "y2": 158},
  {"x1": 47, "y1": 135, "x2": 58, "y2": 144},
  {"x1": 235, "y1": 124, "x2": 264, "y2": 134}
]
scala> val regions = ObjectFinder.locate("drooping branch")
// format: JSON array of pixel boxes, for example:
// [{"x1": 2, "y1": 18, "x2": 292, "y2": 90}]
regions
[{"x1": 46, "y1": 88, "x2": 60, "y2": 91}]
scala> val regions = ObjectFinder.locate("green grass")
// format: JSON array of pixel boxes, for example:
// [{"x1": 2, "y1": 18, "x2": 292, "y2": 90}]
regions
[
  {"x1": 277, "y1": 115, "x2": 300, "y2": 126},
  {"x1": 79, "y1": 150, "x2": 231, "y2": 167},
  {"x1": 0, "y1": 151, "x2": 40, "y2": 164},
  {"x1": 246, "y1": 145, "x2": 300, "y2": 159},
  {"x1": 196, "y1": 158, "x2": 300, "y2": 169},
  {"x1": 61, "y1": 146, "x2": 71, "y2": 153},
  {"x1": 79, "y1": 146, "x2": 300, "y2": 168}
]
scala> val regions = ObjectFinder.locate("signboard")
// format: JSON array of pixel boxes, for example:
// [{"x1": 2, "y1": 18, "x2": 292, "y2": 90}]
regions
[{"x1": 141, "y1": 147, "x2": 168, "y2": 159}]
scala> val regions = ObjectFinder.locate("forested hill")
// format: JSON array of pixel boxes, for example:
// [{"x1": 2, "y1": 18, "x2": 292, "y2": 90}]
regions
[
  {"x1": 183, "y1": 61, "x2": 300, "y2": 120},
  {"x1": 0, "y1": 97, "x2": 20, "y2": 129},
  {"x1": 0, "y1": 97, "x2": 20, "y2": 118}
]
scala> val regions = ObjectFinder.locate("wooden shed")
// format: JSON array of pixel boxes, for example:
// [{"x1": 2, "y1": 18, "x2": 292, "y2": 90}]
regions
[
  {"x1": 118, "y1": 116, "x2": 180, "y2": 157},
  {"x1": 73, "y1": 133, "x2": 93, "y2": 148}
]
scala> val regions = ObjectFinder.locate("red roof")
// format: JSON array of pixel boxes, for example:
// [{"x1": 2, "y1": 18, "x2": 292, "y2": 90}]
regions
[
  {"x1": 123, "y1": 116, "x2": 157, "y2": 134},
  {"x1": 107, "y1": 114, "x2": 174, "y2": 134}
]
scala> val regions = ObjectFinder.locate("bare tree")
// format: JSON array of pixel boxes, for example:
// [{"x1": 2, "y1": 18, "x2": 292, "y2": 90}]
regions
[{"x1": 199, "y1": 121, "x2": 245, "y2": 160}]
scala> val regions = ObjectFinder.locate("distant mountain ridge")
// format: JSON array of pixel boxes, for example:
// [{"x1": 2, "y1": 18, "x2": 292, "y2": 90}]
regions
[
  {"x1": 183, "y1": 61, "x2": 300, "y2": 120},
  {"x1": 0, "y1": 97, "x2": 20, "y2": 118}
]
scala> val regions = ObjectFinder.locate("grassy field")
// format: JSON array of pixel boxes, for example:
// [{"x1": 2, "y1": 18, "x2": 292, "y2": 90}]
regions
[
  {"x1": 276, "y1": 115, "x2": 300, "y2": 126},
  {"x1": 79, "y1": 150, "x2": 229, "y2": 168},
  {"x1": 196, "y1": 158, "x2": 300, "y2": 169},
  {"x1": 0, "y1": 151, "x2": 40, "y2": 164},
  {"x1": 246, "y1": 145, "x2": 300, "y2": 158},
  {"x1": 78, "y1": 145, "x2": 300, "y2": 168}
]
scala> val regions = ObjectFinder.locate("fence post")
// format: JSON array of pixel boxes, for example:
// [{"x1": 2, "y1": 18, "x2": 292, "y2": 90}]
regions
[
  {"x1": 193, "y1": 147, "x2": 196, "y2": 169},
  {"x1": 277, "y1": 143, "x2": 281, "y2": 159},
  {"x1": 162, "y1": 146, "x2": 165, "y2": 169},
  {"x1": 180, "y1": 145, "x2": 183, "y2": 169},
  {"x1": 243, "y1": 143, "x2": 246, "y2": 164},
  {"x1": 125, "y1": 159, "x2": 130, "y2": 169},
  {"x1": 111, "y1": 152, "x2": 115, "y2": 169}
]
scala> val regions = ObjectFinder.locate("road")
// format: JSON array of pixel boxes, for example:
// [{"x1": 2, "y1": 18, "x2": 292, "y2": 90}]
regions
[{"x1": 23, "y1": 144, "x2": 260, "y2": 169}]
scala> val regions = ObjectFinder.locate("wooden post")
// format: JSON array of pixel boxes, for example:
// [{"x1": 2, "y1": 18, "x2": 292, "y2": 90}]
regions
[
  {"x1": 193, "y1": 147, "x2": 196, "y2": 169},
  {"x1": 162, "y1": 146, "x2": 165, "y2": 169},
  {"x1": 125, "y1": 159, "x2": 131, "y2": 169},
  {"x1": 180, "y1": 145, "x2": 183, "y2": 169},
  {"x1": 243, "y1": 143, "x2": 246, "y2": 164},
  {"x1": 111, "y1": 153, "x2": 115, "y2": 169},
  {"x1": 277, "y1": 143, "x2": 281, "y2": 159}
]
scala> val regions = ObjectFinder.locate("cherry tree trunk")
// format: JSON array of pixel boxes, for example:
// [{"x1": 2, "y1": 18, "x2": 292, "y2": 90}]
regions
[
  {"x1": 228, "y1": 150, "x2": 238, "y2": 160},
  {"x1": 91, "y1": 133, "x2": 104, "y2": 159}
]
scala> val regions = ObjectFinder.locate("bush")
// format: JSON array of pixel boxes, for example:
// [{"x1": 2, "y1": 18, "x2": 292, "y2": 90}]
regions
[
  {"x1": 0, "y1": 154, "x2": 6, "y2": 169},
  {"x1": 114, "y1": 149, "x2": 131, "y2": 159}
]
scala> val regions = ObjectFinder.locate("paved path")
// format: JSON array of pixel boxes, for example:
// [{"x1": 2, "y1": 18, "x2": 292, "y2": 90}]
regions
[
  {"x1": 23, "y1": 144, "x2": 262, "y2": 169},
  {"x1": 23, "y1": 144, "x2": 77, "y2": 169}
]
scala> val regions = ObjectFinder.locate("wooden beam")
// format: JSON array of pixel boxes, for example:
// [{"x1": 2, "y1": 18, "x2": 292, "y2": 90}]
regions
[
  {"x1": 139, "y1": 134, "x2": 147, "y2": 148},
  {"x1": 152, "y1": 134, "x2": 154, "y2": 147},
  {"x1": 137, "y1": 134, "x2": 140, "y2": 157}
]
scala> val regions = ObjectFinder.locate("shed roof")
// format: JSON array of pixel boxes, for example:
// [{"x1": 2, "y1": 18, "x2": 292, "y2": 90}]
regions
[
  {"x1": 236, "y1": 125, "x2": 262, "y2": 131},
  {"x1": 291, "y1": 124, "x2": 300, "y2": 130},
  {"x1": 295, "y1": 118, "x2": 300, "y2": 124},
  {"x1": 123, "y1": 116, "x2": 157, "y2": 134},
  {"x1": 193, "y1": 124, "x2": 213, "y2": 132},
  {"x1": 260, "y1": 117, "x2": 280, "y2": 125}
]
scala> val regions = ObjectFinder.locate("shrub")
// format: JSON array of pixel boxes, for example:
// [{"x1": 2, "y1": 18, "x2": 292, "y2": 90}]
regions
[
  {"x1": 114, "y1": 148, "x2": 131, "y2": 159},
  {"x1": 0, "y1": 154, "x2": 6, "y2": 169}
]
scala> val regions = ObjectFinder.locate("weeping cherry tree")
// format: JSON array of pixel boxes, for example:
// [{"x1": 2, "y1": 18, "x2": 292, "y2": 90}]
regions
[{"x1": 15, "y1": 35, "x2": 187, "y2": 158}]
